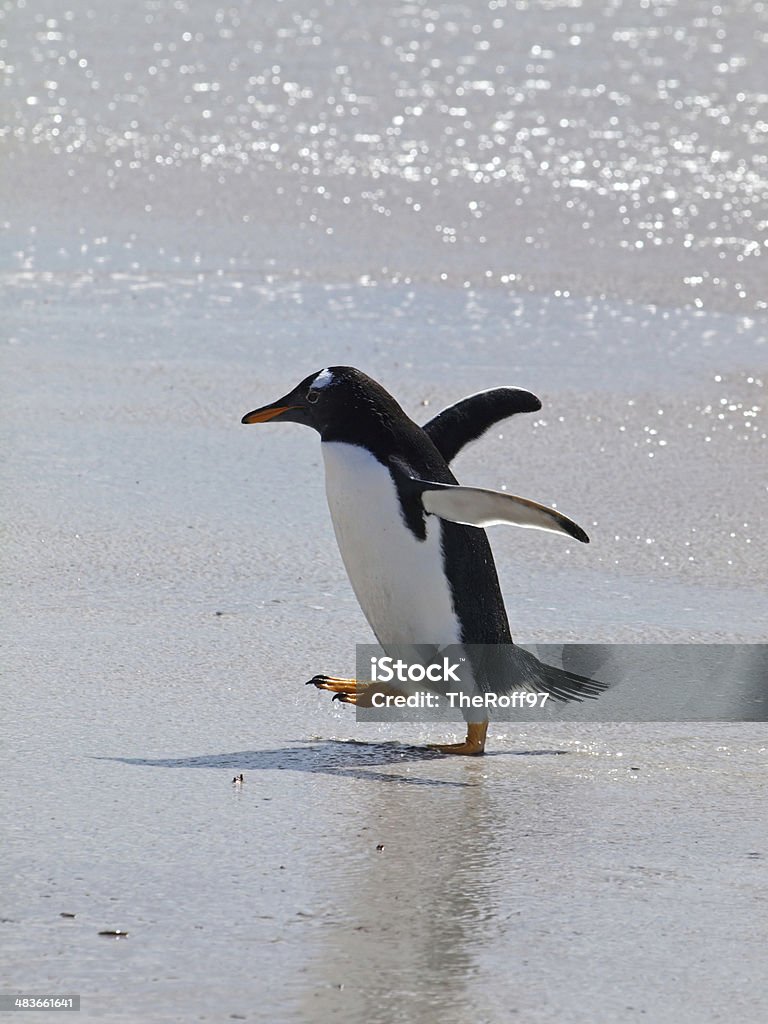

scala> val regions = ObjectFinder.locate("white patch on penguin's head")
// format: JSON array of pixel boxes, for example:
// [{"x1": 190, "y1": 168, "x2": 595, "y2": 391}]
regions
[
  {"x1": 312, "y1": 368, "x2": 335, "y2": 390},
  {"x1": 306, "y1": 367, "x2": 336, "y2": 404}
]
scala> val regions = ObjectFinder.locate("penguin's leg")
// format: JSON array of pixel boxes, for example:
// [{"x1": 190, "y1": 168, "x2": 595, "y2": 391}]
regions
[{"x1": 429, "y1": 721, "x2": 488, "y2": 756}]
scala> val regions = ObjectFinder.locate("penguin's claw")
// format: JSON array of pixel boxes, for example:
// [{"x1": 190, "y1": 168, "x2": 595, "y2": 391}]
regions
[
  {"x1": 306, "y1": 675, "x2": 358, "y2": 693},
  {"x1": 332, "y1": 691, "x2": 358, "y2": 705}
]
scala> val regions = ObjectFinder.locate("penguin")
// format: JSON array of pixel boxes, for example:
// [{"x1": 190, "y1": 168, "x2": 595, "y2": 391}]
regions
[{"x1": 242, "y1": 366, "x2": 605, "y2": 755}]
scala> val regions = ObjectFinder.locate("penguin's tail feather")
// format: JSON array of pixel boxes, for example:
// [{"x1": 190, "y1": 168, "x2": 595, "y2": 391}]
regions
[
  {"x1": 469, "y1": 644, "x2": 609, "y2": 702},
  {"x1": 531, "y1": 655, "x2": 608, "y2": 702}
]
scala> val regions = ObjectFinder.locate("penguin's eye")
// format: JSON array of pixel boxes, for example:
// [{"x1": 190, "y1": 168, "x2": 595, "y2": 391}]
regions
[{"x1": 306, "y1": 388, "x2": 320, "y2": 404}]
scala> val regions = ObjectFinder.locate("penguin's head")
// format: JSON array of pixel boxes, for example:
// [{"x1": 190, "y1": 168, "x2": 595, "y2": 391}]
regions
[{"x1": 242, "y1": 366, "x2": 405, "y2": 439}]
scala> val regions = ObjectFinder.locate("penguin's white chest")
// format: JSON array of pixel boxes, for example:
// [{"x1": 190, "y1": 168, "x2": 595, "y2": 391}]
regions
[{"x1": 321, "y1": 441, "x2": 461, "y2": 646}]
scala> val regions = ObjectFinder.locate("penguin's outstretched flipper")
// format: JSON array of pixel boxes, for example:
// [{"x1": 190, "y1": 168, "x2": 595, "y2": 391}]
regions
[
  {"x1": 422, "y1": 484, "x2": 590, "y2": 543},
  {"x1": 390, "y1": 460, "x2": 590, "y2": 544},
  {"x1": 422, "y1": 387, "x2": 541, "y2": 463}
]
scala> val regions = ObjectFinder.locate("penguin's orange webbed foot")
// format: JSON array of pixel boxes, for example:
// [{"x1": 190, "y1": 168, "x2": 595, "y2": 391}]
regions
[
  {"x1": 429, "y1": 721, "x2": 488, "y2": 756},
  {"x1": 323, "y1": 682, "x2": 410, "y2": 708},
  {"x1": 331, "y1": 684, "x2": 402, "y2": 708},
  {"x1": 429, "y1": 741, "x2": 485, "y2": 756},
  {"x1": 305, "y1": 675, "x2": 359, "y2": 694},
  {"x1": 332, "y1": 691, "x2": 359, "y2": 705}
]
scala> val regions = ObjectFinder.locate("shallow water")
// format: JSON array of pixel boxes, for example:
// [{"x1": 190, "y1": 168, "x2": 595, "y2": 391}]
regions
[{"x1": 3, "y1": 1, "x2": 768, "y2": 1021}]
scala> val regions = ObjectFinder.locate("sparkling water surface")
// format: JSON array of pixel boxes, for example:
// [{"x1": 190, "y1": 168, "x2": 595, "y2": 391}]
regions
[{"x1": 4, "y1": 0, "x2": 768, "y2": 309}]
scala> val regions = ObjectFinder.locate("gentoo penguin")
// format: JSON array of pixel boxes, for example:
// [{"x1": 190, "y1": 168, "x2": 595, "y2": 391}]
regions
[{"x1": 242, "y1": 366, "x2": 605, "y2": 755}]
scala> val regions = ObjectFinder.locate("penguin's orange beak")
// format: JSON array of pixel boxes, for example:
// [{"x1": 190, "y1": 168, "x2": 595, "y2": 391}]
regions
[{"x1": 241, "y1": 404, "x2": 296, "y2": 424}]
